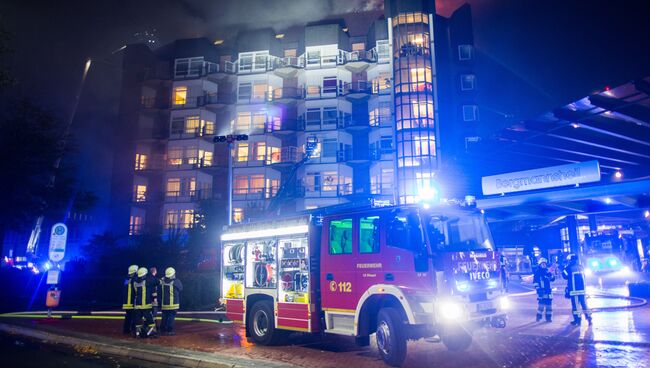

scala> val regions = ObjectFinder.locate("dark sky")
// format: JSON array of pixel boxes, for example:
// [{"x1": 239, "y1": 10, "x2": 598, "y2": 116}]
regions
[{"x1": 1, "y1": 0, "x2": 648, "y2": 230}]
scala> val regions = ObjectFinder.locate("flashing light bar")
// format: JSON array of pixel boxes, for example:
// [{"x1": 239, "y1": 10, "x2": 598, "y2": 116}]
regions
[{"x1": 221, "y1": 224, "x2": 309, "y2": 241}]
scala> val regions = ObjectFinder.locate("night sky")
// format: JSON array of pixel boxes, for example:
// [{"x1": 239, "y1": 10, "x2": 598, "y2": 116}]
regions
[{"x1": 1, "y1": 0, "x2": 648, "y2": 230}]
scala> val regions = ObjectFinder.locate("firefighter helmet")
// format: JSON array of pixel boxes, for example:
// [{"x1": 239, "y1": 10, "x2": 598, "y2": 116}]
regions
[
  {"x1": 128, "y1": 265, "x2": 138, "y2": 275},
  {"x1": 165, "y1": 267, "x2": 176, "y2": 279},
  {"x1": 137, "y1": 267, "x2": 148, "y2": 278},
  {"x1": 538, "y1": 257, "x2": 548, "y2": 265}
]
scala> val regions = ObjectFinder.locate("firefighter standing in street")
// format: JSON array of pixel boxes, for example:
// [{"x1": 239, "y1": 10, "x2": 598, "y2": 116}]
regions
[
  {"x1": 133, "y1": 267, "x2": 158, "y2": 337},
  {"x1": 160, "y1": 267, "x2": 183, "y2": 335},
  {"x1": 121, "y1": 265, "x2": 138, "y2": 334},
  {"x1": 500, "y1": 254, "x2": 509, "y2": 293},
  {"x1": 533, "y1": 258, "x2": 555, "y2": 322},
  {"x1": 150, "y1": 267, "x2": 160, "y2": 330},
  {"x1": 562, "y1": 254, "x2": 592, "y2": 325}
]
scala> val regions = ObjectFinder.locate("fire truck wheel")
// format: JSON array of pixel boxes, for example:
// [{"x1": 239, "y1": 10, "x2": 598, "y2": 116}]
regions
[
  {"x1": 248, "y1": 300, "x2": 285, "y2": 345},
  {"x1": 441, "y1": 327, "x2": 473, "y2": 352},
  {"x1": 376, "y1": 308, "x2": 407, "y2": 367}
]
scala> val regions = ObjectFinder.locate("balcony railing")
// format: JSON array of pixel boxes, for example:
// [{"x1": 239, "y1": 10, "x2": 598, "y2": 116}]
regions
[
  {"x1": 300, "y1": 115, "x2": 352, "y2": 131},
  {"x1": 232, "y1": 186, "x2": 279, "y2": 200},
  {"x1": 266, "y1": 87, "x2": 304, "y2": 101},
  {"x1": 174, "y1": 61, "x2": 222, "y2": 79},
  {"x1": 169, "y1": 127, "x2": 214, "y2": 140},
  {"x1": 165, "y1": 189, "x2": 213, "y2": 202},
  {"x1": 265, "y1": 119, "x2": 298, "y2": 133},
  {"x1": 299, "y1": 183, "x2": 353, "y2": 197},
  {"x1": 173, "y1": 93, "x2": 232, "y2": 109}
]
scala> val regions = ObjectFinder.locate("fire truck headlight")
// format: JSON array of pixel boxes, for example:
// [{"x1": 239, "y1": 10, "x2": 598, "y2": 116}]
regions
[
  {"x1": 606, "y1": 257, "x2": 620, "y2": 269},
  {"x1": 584, "y1": 268, "x2": 593, "y2": 277},
  {"x1": 499, "y1": 296, "x2": 510, "y2": 310},
  {"x1": 487, "y1": 279, "x2": 498, "y2": 289},
  {"x1": 456, "y1": 281, "x2": 470, "y2": 292},
  {"x1": 619, "y1": 266, "x2": 631, "y2": 276},
  {"x1": 438, "y1": 301, "x2": 462, "y2": 320}
]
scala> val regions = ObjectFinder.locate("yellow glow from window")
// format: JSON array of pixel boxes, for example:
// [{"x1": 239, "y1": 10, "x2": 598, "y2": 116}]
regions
[
  {"x1": 173, "y1": 87, "x2": 187, "y2": 105},
  {"x1": 233, "y1": 208, "x2": 244, "y2": 223},
  {"x1": 236, "y1": 143, "x2": 249, "y2": 162}
]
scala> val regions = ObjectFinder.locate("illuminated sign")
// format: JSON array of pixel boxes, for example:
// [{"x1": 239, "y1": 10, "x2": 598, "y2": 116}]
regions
[
  {"x1": 48, "y1": 223, "x2": 67, "y2": 263},
  {"x1": 481, "y1": 161, "x2": 601, "y2": 195}
]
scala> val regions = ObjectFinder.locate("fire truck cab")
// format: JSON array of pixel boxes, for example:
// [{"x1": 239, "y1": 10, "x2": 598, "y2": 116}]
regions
[{"x1": 221, "y1": 203, "x2": 508, "y2": 366}]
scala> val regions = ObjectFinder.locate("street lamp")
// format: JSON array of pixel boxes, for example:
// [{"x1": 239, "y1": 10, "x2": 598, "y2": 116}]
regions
[{"x1": 214, "y1": 134, "x2": 249, "y2": 225}]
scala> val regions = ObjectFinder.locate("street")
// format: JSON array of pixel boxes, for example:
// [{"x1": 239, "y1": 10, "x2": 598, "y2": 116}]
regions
[{"x1": 2, "y1": 283, "x2": 649, "y2": 368}]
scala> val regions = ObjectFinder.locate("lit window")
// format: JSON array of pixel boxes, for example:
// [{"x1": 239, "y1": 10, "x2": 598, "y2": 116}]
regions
[
  {"x1": 252, "y1": 82, "x2": 268, "y2": 100},
  {"x1": 233, "y1": 208, "x2": 244, "y2": 223},
  {"x1": 306, "y1": 85, "x2": 320, "y2": 97},
  {"x1": 236, "y1": 143, "x2": 249, "y2": 162},
  {"x1": 411, "y1": 101, "x2": 434, "y2": 119},
  {"x1": 173, "y1": 87, "x2": 187, "y2": 106},
  {"x1": 462, "y1": 105, "x2": 479, "y2": 121},
  {"x1": 129, "y1": 216, "x2": 143, "y2": 235},
  {"x1": 165, "y1": 211, "x2": 179, "y2": 229},
  {"x1": 254, "y1": 142, "x2": 266, "y2": 161},
  {"x1": 167, "y1": 148, "x2": 182, "y2": 166},
  {"x1": 135, "y1": 185, "x2": 147, "y2": 202},
  {"x1": 236, "y1": 112, "x2": 251, "y2": 132},
  {"x1": 135, "y1": 153, "x2": 148, "y2": 170},
  {"x1": 252, "y1": 112, "x2": 266, "y2": 130},
  {"x1": 372, "y1": 73, "x2": 391, "y2": 94},
  {"x1": 250, "y1": 174, "x2": 264, "y2": 193},
  {"x1": 185, "y1": 147, "x2": 198, "y2": 165},
  {"x1": 284, "y1": 49, "x2": 297, "y2": 58},
  {"x1": 410, "y1": 67, "x2": 431, "y2": 92},
  {"x1": 167, "y1": 178, "x2": 181, "y2": 197},
  {"x1": 352, "y1": 42, "x2": 365, "y2": 52},
  {"x1": 460, "y1": 74, "x2": 476, "y2": 91},
  {"x1": 234, "y1": 176, "x2": 249, "y2": 194},
  {"x1": 414, "y1": 136, "x2": 436, "y2": 156},
  {"x1": 322, "y1": 172, "x2": 338, "y2": 191},
  {"x1": 180, "y1": 209, "x2": 194, "y2": 229},
  {"x1": 458, "y1": 45, "x2": 473, "y2": 61},
  {"x1": 185, "y1": 116, "x2": 200, "y2": 134},
  {"x1": 203, "y1": 120, "x2": 215, "y2": 135}
]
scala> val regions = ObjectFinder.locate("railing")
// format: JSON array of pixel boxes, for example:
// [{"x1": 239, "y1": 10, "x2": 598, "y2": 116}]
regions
[
  {"x1": 174, "y1": 61, "x2": 221, "y2": 79},
  {"x1": 232, "y1": 186, "x2": 279, "y2": 200},
  {"x1": 265, "y1": 119, "x2": 298, "y2": 133},
  {"x1": 173, "y1": 93, "x2": 232, "y2": 108},
  {"x1": 169, "y1": 127, "x2": 214, "y2": 140},
  {"x1": 134, "y1": 156, "x2": 165, "y2": 171},
  {"x1": 132, "y1": 191, "x2": 162, "y2": 203},
  {"x1": 300, "y1": 115, "x2": 352, "y2": 131},
  {"x1": 305, "y1": 149, "x2": 352, "y2": 164},
  {"x1": 299, "y1": 183, "x2": 353, "y2": 197},
  {"x1": 369, "y1": 115, "x2": 392, "y2": 127},
  {"x1": 369, "y1": 148, "x2": 395, "y2": 161},
  {"x1": 268, "y1": 147, "x2": 300, "y2": 164},
  {"x1": 266, "y1": 87, "x2": 304, "y2": 101},
  {"x1": 165, "y1": 189, "x2": 213, "y2": 202},
  {"x1": 370, "y1": 183, "x2": 394, "y2": 195}
]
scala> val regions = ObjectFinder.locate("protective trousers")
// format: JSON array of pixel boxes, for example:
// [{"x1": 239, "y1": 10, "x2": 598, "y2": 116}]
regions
[
  {"x1": 570, "y1": 295, "x2": 591, "y2": 323},
  {"x1": 536, "y1": 298, "x2": 553, "y2": 321},
  {"x1": 161, "y1": 310, "x2": 177, "y2": 333},
  {"x1": 123, "y1": 310, "x2": 135, "y2": 334},
  {"x1": 134, "y1": 309, "x2": 156, "y2": 337}
]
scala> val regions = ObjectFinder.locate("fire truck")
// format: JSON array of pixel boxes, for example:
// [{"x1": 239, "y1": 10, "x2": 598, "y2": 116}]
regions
[{"x1": 221, "y1": 202, "x2": 508, "y2": 366}]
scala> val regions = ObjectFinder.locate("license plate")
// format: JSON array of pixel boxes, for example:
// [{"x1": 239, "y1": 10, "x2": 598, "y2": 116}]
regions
[{"x1": 477, "y1": 302, "x2": 493, "y2": 312}]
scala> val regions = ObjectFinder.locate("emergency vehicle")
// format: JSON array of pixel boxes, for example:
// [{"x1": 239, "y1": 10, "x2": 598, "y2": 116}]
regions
[{"x1": 221, "y1": 202, "x2": 508, "y2": 366}]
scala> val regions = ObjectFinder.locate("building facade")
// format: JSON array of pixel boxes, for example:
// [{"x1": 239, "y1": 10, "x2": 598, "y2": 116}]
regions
[{"x1": 110, "y1": 0, "x2": 479, "y2": 236}]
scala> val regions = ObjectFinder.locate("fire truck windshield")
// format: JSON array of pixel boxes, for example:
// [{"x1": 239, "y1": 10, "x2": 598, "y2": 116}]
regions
[{"x1": 425, "y1": 213, "x2": 494, "y2": 252}]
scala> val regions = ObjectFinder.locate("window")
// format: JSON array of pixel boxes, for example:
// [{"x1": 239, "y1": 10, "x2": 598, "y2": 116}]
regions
[
  {"x1": 171, "y1": 117, "x2": 184, "y2": 135},
  {"x1": 254, "y1": 52, "x2": 268, "y2": 71},
  {"x1": 203, "y1": 120, "x2": 215, "y2": 135},
  {"x1": 179, "y1": 209, "x2": 194, "y2": 229},
  {"x1": 236, "y1": 112, "x2": 251, "y2": 132},
  {"x1": 323, "y1": 77, "x2": 338, "y2": 94},
  {"x1": 166, "y1": 178, "x2": 181, "y2": 196},
  {"x1": 460, "y1": 74, "x2": 476, "y2": 91},
  {"x1": 322, "y1": 138, "x2": 337, "y2": 158},
  {"x1": 322, "y1": 171, "x2": 338, "y2": 191},
  {"x1": 252, "y1": 112, "x2": 266, "y2": 130},
  {"x1": 165, "y1": 211, "x2": 178, "y2": 229},
  {"x1": 233, "y1": 208, "x2": 244, "y2": 223},
  {"x1": 307, "y1": 49, "x2": 321, "y2": 65},
  {"x1": 360, "y1": 216, "x2": 380, "y2": 254},
  {"x1": 167, "y1": 148, "x2": 182, "y2": 166},
  {"x1": 323, "y1": 107, "x2": 337, "y2": 126},
  {"x1": 458, "y1": 44, "x2": 473, "y2": 61},
  {"x1": 352, "y1": 42, "x2": 365, "y2": 52},
  {"x1": 329, "y1": 218, "x2": 352, "y2": 254},
  {"x1": 380, "y1": 136, "x2": 393, "y2": 153},
  {"x1": 234, "y1": 176, "x2": 249, "y2": 194},
  {"x1": 409, "y1": 67, "x2": 431, "y2": 92},
  {"x1": 250, "y1": 174, "x2": 264, "y2": 193},
  {"x1": 135, "y1": 153, "x2": 148, "y2": 170},
  {"x1": 236, "y1": 143, "x2": 249, "y2": 162},
  {"x1": 185, "y1": 116, "x2": 200, "y2": 134},
  {"x1": 238, "y1": 82, "x2": 252, "y2": 102},
  {"x1": 305, "y1": 108, "x2": 321, "y2": 127},
  {"x1": 284, "y1": 49, "x2": 297, "y2": 58},
  {"x1": 129, "y1": 216, "x2": 143, "y2": 235},
  {"x1": 174, "y1": 57, "x2": 204, "y2": 78},
  {"x1": 411, "y1": 101, "x2": 434, "y2": 119},
  {"x1": 200, "y1": 150, "x2": 213, "y2": 167},
  {"x1": 173, "y1": 87, "x2": 187, "y2": 106},
  {"x1": 414, "y1": 136, "x2": 436, "y2": 156},
  {"x1": 239, "y1": 53, "x2": 253, "y2": 72},
  {"x1": 135, "y1": 185, "x2": 147, "y2": 202},
  {"x1": 372, "y1": 72, "x2": 391, "y2": 94},
  {"x1": 462, "y1": 105, "x2": 479, "y2": 121},
  {"x1": 254, "y1": 142, "x2": 266, "y2": 161},
  {"x1": 252, "y1": 82, "x2": 268, "y2": 100}
]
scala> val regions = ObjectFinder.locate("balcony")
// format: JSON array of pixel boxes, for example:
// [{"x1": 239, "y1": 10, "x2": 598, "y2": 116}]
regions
[
  {"x1": 169, "y1": 127, "x2": 214, "y2": 140},
  {"x1": 304, "y1": 85, "x2": 348, "y2": 100},
  {"x1": 305, "y1": 150, "x2": 352, "y2": 164},
  {"x1": 298, "y1": 183, "x2": 353, "y2": 198},
  {"x1": 232, "y1": 187, "x2": 279, "y2": 201},
  {"x1": 370, "y1": 148, "x2": 395, "y2": 161},
  {"x1": 174, "y1": 61, "x2": 231, "y2": 80},
  {"x1": 267, "y1": 87, "x2": 303, "y2": 103},
  {"x1": 167, "y1": 156, "x2": 222, "y2": 170},
  {"x1": 265, "y1": 119, "x2": 298, "y2": 134},
  {"x1": 132, "y1": 191, "x2": 162, "y2": 204},
  {"x1": 134, "y1": 155, "x2": 165, "y2": 172},
  {"x1": 173, "y1": 93, "x2": 232, "y2": 109},
  {"x1": 165, "y1": 189, "x2": 213, "y2": 203},
  {"x1": 300, "y1": 115, "x2": 352, "y2": 131}
]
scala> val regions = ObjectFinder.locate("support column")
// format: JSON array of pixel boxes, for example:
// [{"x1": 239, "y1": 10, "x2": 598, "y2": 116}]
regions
[{"x1": 588, "y1": 214, "x2": 597, "y2": 234}]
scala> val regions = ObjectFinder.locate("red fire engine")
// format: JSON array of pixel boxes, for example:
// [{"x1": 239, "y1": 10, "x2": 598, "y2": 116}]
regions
[{"x1": 221, "y1": 202, "x2": 508, "y2": 366}]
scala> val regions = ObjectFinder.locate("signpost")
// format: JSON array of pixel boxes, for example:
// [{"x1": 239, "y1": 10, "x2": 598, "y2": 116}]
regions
[
  {"x1": 481, "y1": 161, "x2": 601, "y2": 196},
  {"x1": 46, "y1": 223, "x2": 67, "y2": 317}
]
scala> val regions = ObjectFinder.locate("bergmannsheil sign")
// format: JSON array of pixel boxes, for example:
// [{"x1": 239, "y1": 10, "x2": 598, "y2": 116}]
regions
[{"x1": 481, "y1": 161, "x2": 601, "y2": 195}]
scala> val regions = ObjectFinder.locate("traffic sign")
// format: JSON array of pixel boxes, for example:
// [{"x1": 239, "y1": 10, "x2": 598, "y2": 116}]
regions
[
  {"x1": 46, "y1": 269, "x2": 61, "y2": 285},
  {"x1": 48, "y1": 223, "x2": 67, "y2": 262}
]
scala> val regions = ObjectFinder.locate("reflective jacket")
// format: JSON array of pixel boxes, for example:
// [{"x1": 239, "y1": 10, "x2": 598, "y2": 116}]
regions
[
  {"x1": 533, "y1": 267, "x2": 555, "y2": 298},
  {"x1": 134, "y1": 276, "x2": 156, "y2": 310},
  {"x1": 122, "y1": 276, "x2": 136, "y2": 310},
  {"x1": 160, "y1": 277, "x2": 183, "y2": 310},
  {"x1": 562, "y1": 262, "x2": 586, "y2": 296}
]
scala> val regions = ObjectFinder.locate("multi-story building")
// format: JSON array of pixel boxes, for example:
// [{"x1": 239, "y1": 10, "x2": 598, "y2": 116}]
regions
[{"x1": 109, "y1": 0, "x2": 480, "y2": 235}]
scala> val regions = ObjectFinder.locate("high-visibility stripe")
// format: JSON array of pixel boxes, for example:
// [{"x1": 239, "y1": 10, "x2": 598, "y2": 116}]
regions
[
  {"x1": 162, "y1": 304, "x2": 180, "y2": 310},
  {"x1": 122, "y1": 283, "x2": 133, "y2": 309}
]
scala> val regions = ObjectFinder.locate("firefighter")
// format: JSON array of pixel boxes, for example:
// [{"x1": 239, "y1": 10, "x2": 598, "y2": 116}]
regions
[
  {"x1": 150, "y1": 266, "x2": 159, "y2": 329},
  {"x1": 133, "y1": 267, "x2": 157, "y2": 337},
  {"x1": 500, "y1": 254, "x2": 509, "y2": 293},
  {"x1": 122, "y1": 264, "x2": 138, "y2": 334},
  {"x1": 160, "y1": 267, "x2": 183, "y2": 335},
  {"x1": 533, "y1": 257, "x2": 554, "y2": 322},
  {"x1": 562, "y1": 255, "x2": 592, "y2": 325}
]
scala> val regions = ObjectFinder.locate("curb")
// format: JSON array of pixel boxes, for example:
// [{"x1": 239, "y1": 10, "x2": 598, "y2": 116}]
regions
[{"x1": 0, "y1": 322, "x2": 296, "y2": 368}]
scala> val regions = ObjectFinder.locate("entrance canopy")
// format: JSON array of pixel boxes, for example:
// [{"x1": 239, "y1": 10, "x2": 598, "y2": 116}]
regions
[{"x1": 477, "y1": 179, "x2": 650, "y2": 222}]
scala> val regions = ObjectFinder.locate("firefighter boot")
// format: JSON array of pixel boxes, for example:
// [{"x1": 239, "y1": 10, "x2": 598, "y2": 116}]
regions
[
  {"x1": 586, "y1": 314, "x2": 592, "y2": 325},
  {"x1": 570, "y1": 318, "x2": 581, "y2": 326}
]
